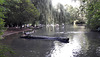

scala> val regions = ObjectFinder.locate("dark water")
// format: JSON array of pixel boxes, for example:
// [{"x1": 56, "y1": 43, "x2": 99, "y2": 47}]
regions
[{"x1": 1, "y1": 25, "x2": 100, "y2": 57}]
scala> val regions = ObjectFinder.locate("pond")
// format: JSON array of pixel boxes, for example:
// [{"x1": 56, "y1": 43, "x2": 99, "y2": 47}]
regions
[{"x1": 1, "y1": 25, "x2": 100, "y2": 57}]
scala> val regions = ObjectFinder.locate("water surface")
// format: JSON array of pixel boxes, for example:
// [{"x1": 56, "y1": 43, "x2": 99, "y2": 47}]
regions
[{"x1": 1, "y1": 25, "x2": 100, "y2": 57}]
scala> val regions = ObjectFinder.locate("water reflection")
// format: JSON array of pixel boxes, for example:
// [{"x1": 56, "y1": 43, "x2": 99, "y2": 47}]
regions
[
  {"x1": 1, "y1": 25, "x2": 100, "y2": 57},
  {"x1": 50, "y1": 30, "x2": 89, "y2": 57}
]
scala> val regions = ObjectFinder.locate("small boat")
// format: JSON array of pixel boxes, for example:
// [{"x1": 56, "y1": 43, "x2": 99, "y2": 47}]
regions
[{"x1": 20, "y1": 35, "x2": 69, "y2": 43}]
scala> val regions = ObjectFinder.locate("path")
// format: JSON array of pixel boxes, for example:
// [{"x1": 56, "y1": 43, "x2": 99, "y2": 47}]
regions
[{"x1": 3, "y1": 27, "x2": 32, "y2": 37}]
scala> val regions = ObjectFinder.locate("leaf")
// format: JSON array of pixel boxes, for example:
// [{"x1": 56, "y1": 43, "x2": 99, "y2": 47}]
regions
[{"x1": 0, "y1": 0, "x2": 5, "y2": 4}]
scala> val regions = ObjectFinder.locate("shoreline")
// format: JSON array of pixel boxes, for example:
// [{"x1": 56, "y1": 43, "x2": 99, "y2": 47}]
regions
[{"x1": 2, "y1": 28, "x2": 32, "y2": 37}]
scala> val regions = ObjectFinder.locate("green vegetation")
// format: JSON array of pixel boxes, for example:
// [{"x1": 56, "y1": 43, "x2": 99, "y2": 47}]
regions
[
  {"x1": 81, "y1": 0, "x2": 100, "y2": 30},
  {"x1": 4, "y1": 0, "x2": 40, "y2": 28},
  {"x1": 0, "y1": 0, "x2": 100, "y2": 56},
  {"x1": 66, "y1": 5, "x2": 80, "y2": 24},
  {"x1": 0, "y1": 0, "x2": 40, "y2": 55},
  {"x1": 0, "y1": 18, "x2": 5, "y2": 36},
  {"x1": 0, "y1": 0, "x2": 13, "y2": 57},
  {"x1": 0, "y1": 0, "x2": 14, "y2": 57},
  {"x1": 0, "y1": 0, "x2": 6, "y2": 36},
  {"x1": 0, "y1": 44, "x2": 15, "y2": 57}
]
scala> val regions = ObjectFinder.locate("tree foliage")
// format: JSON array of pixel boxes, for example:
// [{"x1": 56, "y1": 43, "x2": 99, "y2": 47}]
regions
[
  {"x1": 4, "y1": 0, "x2": 40, "y2": 27},
  {"x1": 0, "y1": 0, "x2": 15, "y2": 57},
  {"x1": 0, "y1": 0, "x2": 6, "y2": 36},
  {"x1": 81, "y1": 0, "x2": 100, "y2": 30},
  {"x1": 65, "y1": 5, "x2": 81, "y2": 24}
]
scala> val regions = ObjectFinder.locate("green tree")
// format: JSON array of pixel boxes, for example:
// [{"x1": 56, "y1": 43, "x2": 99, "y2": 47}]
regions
[
  {"x1": 0, "y1": 0, "x2": 15, "y2": 57},
  {"x1": 81, "y1": 0, "x2": 100, "y2": 30},
  {"x1": 66, "y1": 5, "x2": 80, "y2": 24},
  {"x1": 0, "y1": 0, "x2": 6, "y2": 37},
  {"x1": 4, "y1": 0, "x2": 40, "y2": 28}
]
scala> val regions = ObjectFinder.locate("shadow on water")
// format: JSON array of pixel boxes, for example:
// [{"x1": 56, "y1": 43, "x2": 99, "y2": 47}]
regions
[{"x1": 0, "y1": 25, "x2": 100, "y2": 57}]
